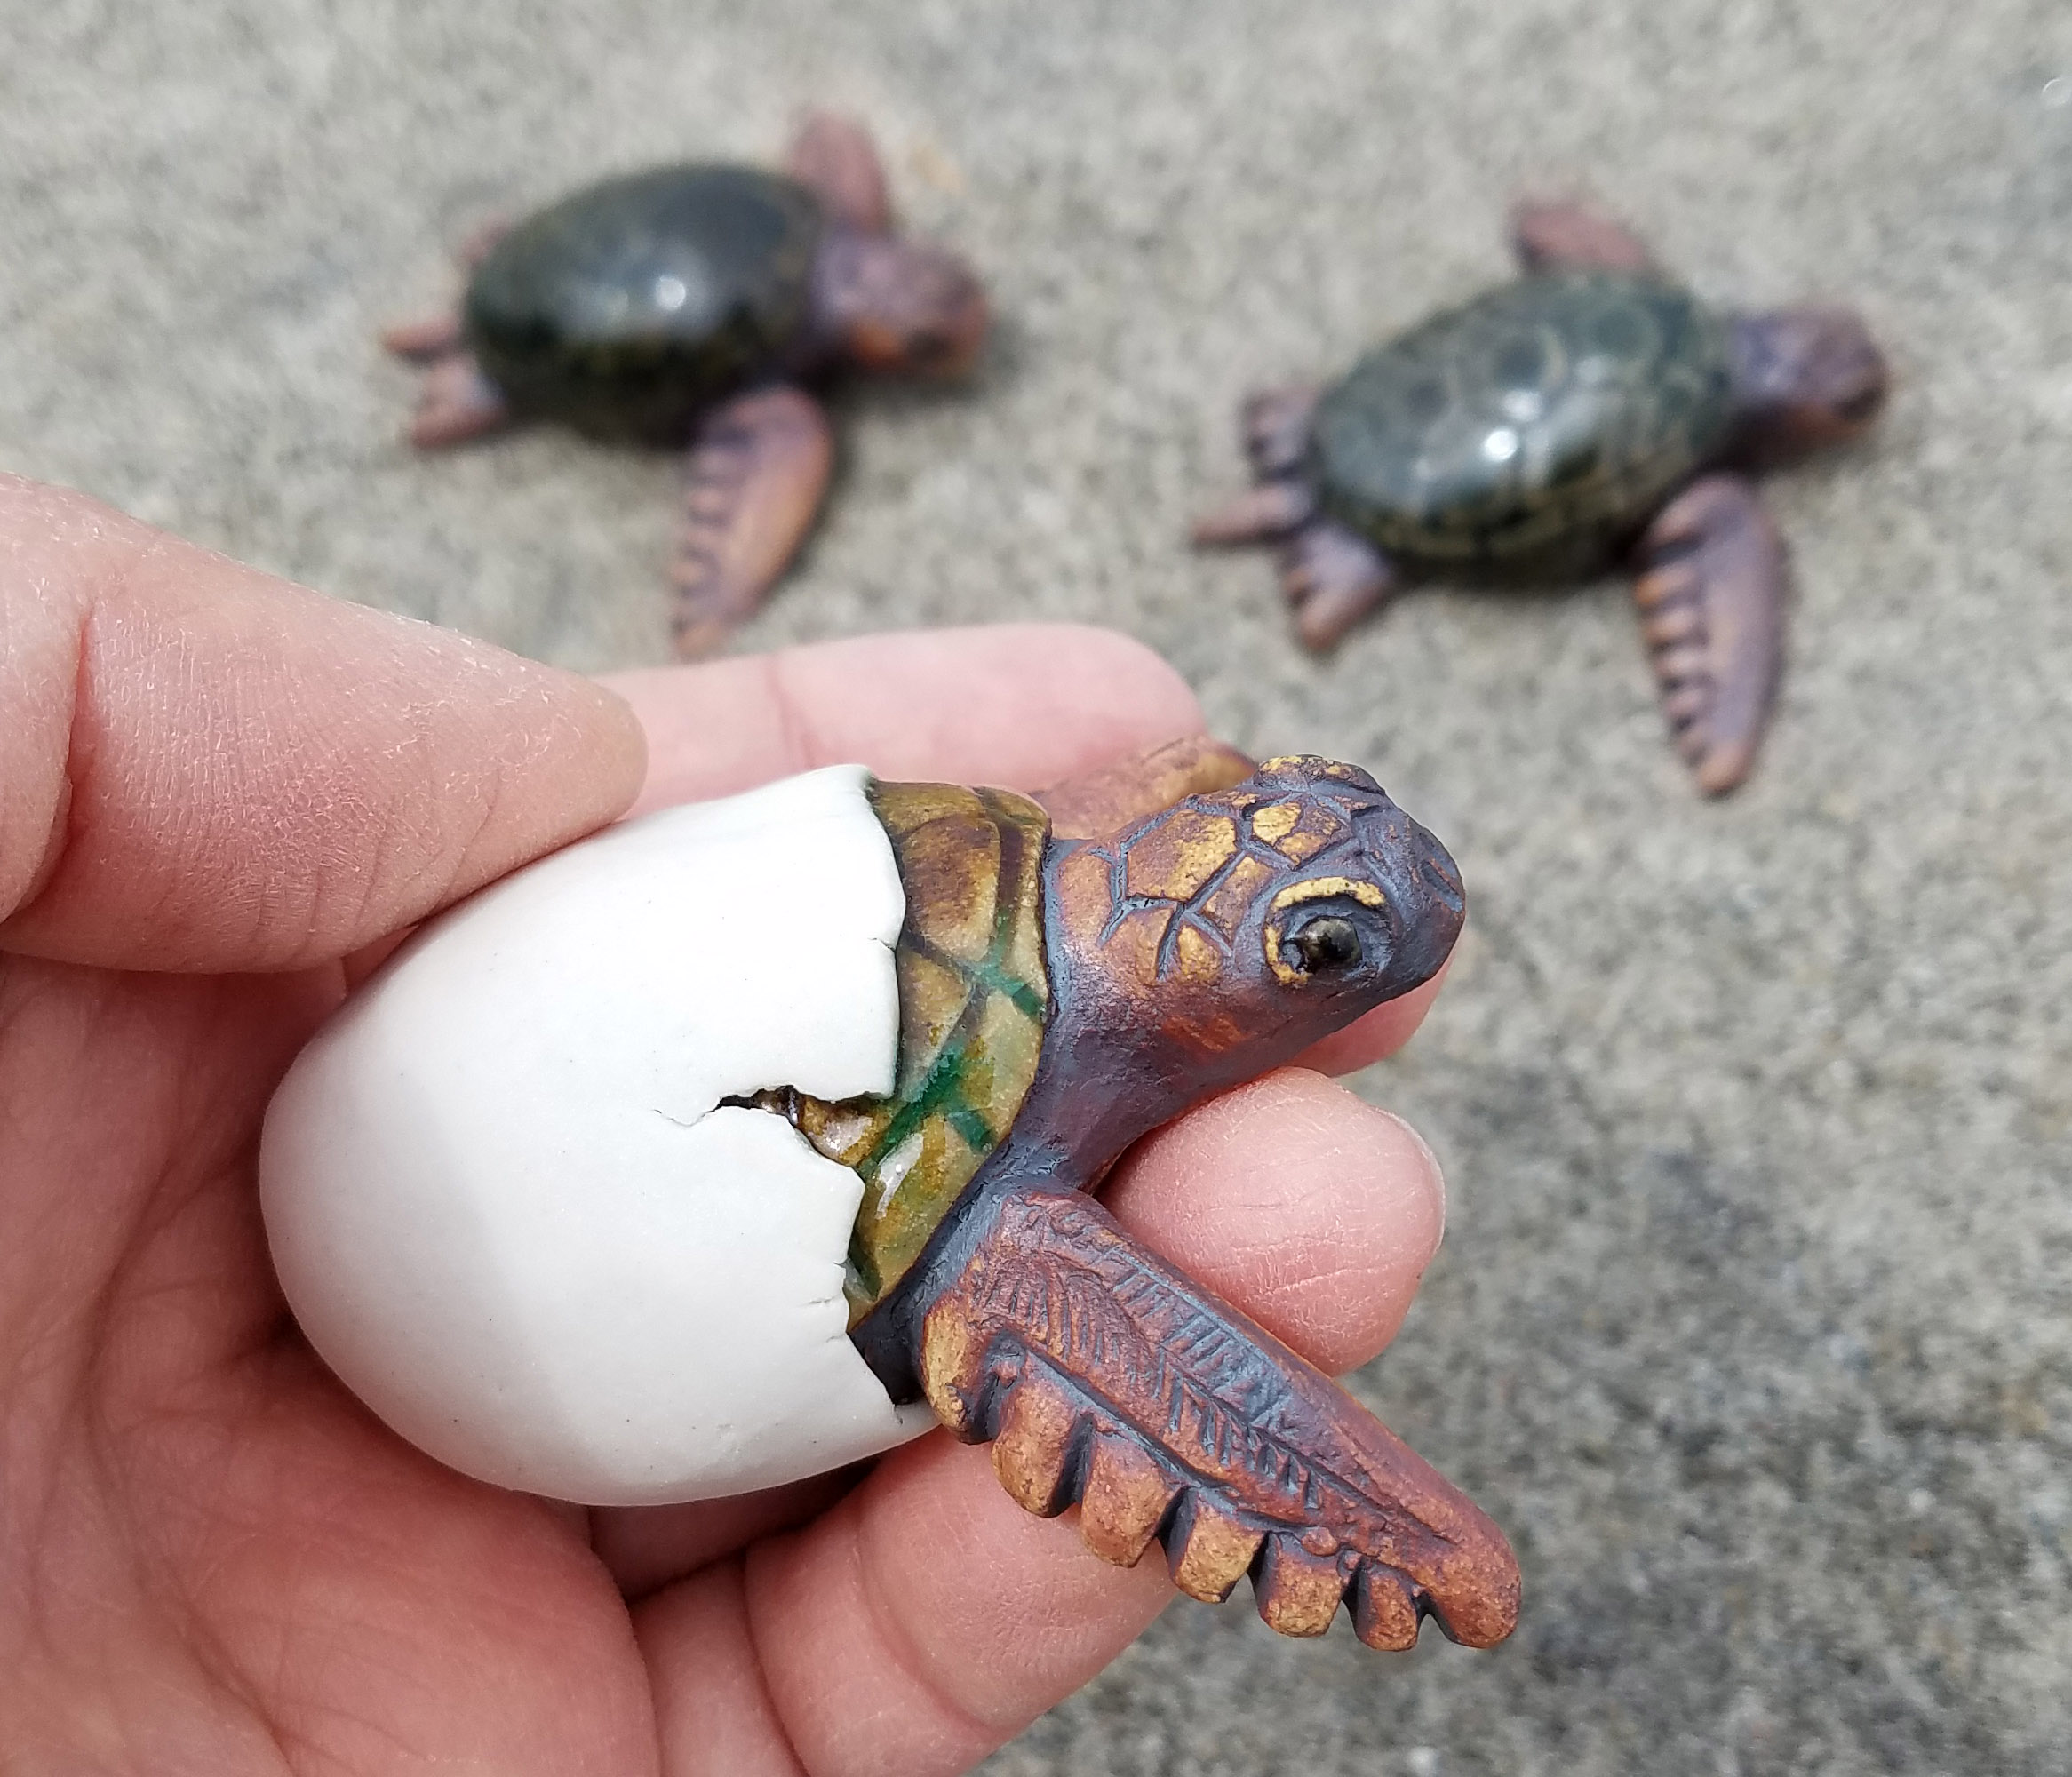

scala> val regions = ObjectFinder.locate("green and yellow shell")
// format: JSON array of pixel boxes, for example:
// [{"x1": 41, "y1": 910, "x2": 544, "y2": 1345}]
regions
[
  {"x1": 753, "y1": 782, "x2": 1052, "y2": 1323},
  {"x1": 1312, "y1": 269, "x2": 1736, "y2": 570}
]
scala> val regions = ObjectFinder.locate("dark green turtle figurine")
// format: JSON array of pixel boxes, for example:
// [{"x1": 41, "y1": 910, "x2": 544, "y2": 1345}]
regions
[
  {"x1": 1196, "y1": 202, "x2": 1889, "y2": 793},
  {"x1": 383, "y1": 113, "x2": 989, "y2": 657}
]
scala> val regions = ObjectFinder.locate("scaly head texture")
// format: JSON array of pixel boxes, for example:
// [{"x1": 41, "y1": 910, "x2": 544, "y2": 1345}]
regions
[{"x1": 1030, "y1": 755, "x2": 1466, "y2": 1177}]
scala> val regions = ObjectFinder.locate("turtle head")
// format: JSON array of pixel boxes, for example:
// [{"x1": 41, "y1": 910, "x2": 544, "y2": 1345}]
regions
[
  {"x1": 1729, "y1": 306, "x2": 1889, "y2": 458},
  {"x1": 813, "y1": 227, "x2": 989, "y2": 379},
  {"x1": 1039, "y1": 757, "x2": 1463, "y2": 1167},
  {"x1": 1226, "y1": 758, "x2": 1464, "y2": 1037}
]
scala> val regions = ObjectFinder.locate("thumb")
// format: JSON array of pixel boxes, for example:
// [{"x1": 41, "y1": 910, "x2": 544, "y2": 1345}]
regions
[{"x1": 0, "y1": 475, "x2": 646, "y2": 972}]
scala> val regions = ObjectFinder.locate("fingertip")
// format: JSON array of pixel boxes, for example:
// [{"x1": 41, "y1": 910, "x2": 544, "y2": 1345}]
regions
[
  {"x1": 607, "y1": 624, "x2": 1205, "y2": 811},
  {"x1": 0, "y1": 473, "x2": 650, "y2": 969},
  {"x1": 1102, "y1": 1068, "x2": 1447, "y2": 1373},
  {"x1": 557, "y1": 673, "x2": 651, "y2": 796},
  {"x1": 1291, "y1": 954, "x2": 1454, "y2": 1076},
  {"x1": 634, "y1": 1559, "x2": 808, "y2": 1777},
  {"x1": 732, "y1": 1436, "x2": 1171, "y2": 1774},
  {"x1": 1372, "y1": 1102, "x2": 1447, "y2": 1245}
]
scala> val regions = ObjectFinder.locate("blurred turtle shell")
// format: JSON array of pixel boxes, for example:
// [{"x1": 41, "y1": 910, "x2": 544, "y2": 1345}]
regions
[
  {"x1": 464, "y1": 163, "x2": 823, "y2": 441},
  {"x1": 1312, "y1": 270, "x2": 1735, "y2": 573}
]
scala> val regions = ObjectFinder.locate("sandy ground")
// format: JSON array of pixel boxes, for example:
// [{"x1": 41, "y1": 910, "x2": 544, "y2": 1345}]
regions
[{"x1": 4, "y1": 2, "x2": 2070, "y2": 1770}]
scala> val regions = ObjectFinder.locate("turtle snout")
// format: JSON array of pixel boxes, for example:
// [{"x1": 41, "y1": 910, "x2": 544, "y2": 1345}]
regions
[
  {"x1": 1831, "y1": 339, "x2": 1889, "y2": 431},
  {"x1": 1391, "y1": 817, "x2": 1466, "y2": 992},
  {"x1": 911, "y1": 252, "x2": 989, "y2": 379},
  {"x1": 945, "y1": 280, "x2": 991, "y2": 376}
]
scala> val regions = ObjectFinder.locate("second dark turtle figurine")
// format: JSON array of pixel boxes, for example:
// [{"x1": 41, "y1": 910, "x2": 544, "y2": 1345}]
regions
[
  {"x1": 383, "y1": 113, "x2": 989, "y2": 656},
  {"x1": 1196, "y1": 202, "x2": 1889, "y2": 793}
]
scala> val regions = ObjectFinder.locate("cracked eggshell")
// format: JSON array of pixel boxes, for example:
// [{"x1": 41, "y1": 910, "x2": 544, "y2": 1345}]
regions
[{"x1": 259, "y1": 765, "x2": 939, "y2": 1505}]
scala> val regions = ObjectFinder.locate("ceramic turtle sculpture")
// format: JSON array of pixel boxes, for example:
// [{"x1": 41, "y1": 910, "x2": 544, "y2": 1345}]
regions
[
  {"x1": 1196, "y1": 201, "x2": 1889, "y2": 793},
  {"x1": 382, "y1": 113, "x2": 989, "y2": 656},
  {"x1": 259, "y1": 740, "x2": 1520, "y2": 1650}
]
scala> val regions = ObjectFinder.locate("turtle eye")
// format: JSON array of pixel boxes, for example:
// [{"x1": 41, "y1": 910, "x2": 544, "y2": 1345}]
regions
[{"x1": 1288, "y1": 914, "x2": 1363, "y2": 976}]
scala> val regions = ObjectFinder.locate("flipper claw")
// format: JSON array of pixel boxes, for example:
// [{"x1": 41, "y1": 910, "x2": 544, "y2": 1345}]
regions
[
  {"x1": 1630, "y1": 472, "x2": 1788, "y2": 795},
  {"x1": 918, "y1": 1188, "x2": 1520, "y2": 1648},
  {"x1": 670, "y1": 385, "x2": 834, "y2": 657}
]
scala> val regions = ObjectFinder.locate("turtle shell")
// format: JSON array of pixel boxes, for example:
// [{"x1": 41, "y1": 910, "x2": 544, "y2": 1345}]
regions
[
  {"x1": 1311, "y1": 270, "x2": 1736, "y2": 571},
  {"x1": 764, "y1": 782, "x2": 1052, "y2": 1323},
  {"x1": 463, "y1": 163, "x2": 823, "y2": 441}
]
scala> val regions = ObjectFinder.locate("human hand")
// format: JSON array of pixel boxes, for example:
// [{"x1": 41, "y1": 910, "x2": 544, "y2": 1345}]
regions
[{"x1": 0, "y1": 474, "x2": 1453, "y2": 1774}]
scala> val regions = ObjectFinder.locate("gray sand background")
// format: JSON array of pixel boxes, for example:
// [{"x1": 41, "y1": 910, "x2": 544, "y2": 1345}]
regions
[{"x1": 4, "y1": 2, "x2": 2069, "y2": 1769}]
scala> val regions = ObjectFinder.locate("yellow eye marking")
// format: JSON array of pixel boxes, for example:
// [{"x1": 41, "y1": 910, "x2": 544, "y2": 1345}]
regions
[
  {"x1": 1263, "y1": 878, "x2": 1387, "y2": 984},
  {"x1": 1271, "y1": 876, "x2": 1387, "y2": 912}
]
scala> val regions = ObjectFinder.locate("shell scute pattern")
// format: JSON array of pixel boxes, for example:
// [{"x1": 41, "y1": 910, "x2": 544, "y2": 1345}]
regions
[
  {"x1": 1312, "y1": 270, "x2": 1735, "y2": 569},
  {"x1": 776, "y1": 783, "x2": 1051, "y2": 1324}
]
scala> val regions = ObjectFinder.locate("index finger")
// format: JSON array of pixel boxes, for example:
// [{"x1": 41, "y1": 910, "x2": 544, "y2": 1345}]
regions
[
  {"x1": 603, "y1": 626, "x2": 1206, "y2": 811},
  {"x1": 0, "y1": 476, "x2": 646, "y2": 971}
]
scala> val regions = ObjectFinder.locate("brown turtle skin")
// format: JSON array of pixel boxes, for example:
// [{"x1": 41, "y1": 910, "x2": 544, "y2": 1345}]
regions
[
  {"x1": 381, "y1": 112, "x2": 989, "y2": 658},
  {"x1": 845, "y1": 748, "x2": 1520, "y2": 1651},
  {"x1": 1196, "y1": 201, "x2": 1890, "y2": 795}
]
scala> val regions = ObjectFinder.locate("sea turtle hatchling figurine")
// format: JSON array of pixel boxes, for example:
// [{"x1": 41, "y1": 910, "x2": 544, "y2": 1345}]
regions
[
  {"x1": 1196, "y1": 202, "x2": 1890, "y2": 793},
  {"x1": 382, "y1": 113, "x2": 989, "y2": 657},
  {"x1": 259, "y1": 741, "x2": 1520, "y2": 1651}
]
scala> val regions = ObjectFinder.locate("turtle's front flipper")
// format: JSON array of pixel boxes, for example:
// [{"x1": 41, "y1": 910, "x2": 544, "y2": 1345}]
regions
[
  {"x1": 1631, "y1": 473, "x2": 1787, "y2": 795},
  {"x1": 1510, "y1": 199, "x2": 1654, "y2": 275},
  {"x1": 1282, "y1": 520, "x2": 1398, "y2": 652},
  {"x1": 785, "y1": 110, "x2": 893, "y2": 234},
  {"x1": 916, "y1": 1186, "x2": 1519, "y2": 1649},
  {"x1": 671, "y1": 385, "x2": 834, "y2": 658}
]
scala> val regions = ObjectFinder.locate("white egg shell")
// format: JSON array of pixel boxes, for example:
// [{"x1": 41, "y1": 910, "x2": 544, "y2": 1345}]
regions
[{"x1": 259, "y1": 765, "x2": 939, "y2": 1505}]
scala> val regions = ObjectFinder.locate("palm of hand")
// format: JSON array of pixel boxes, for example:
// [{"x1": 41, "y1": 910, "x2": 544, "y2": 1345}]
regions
[
  {"x1": 0, "y1": 478, "x2": 1450, "y2": 1775},
  {"x1": 4, "y1": 956, "x2": 657, "y2": 1766}
]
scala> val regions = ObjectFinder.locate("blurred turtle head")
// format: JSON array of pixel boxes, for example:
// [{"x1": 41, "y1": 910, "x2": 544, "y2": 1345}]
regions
[
  {"x1": 1731, "y1": 306, "x2": 1889, "y2": 457},
  {"x1": 816, "y1": 229, "x2": 989, "y2": 379}
]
